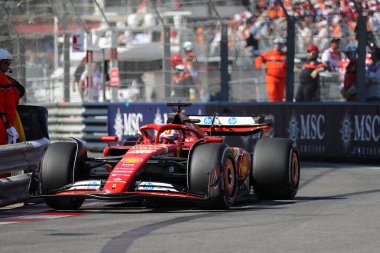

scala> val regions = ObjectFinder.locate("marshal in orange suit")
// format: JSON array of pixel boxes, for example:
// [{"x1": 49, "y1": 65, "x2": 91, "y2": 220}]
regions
[
  {"x1": 255, "y1": 38, "x2": 287, "y2": 102},
  {"x1": 0, "y1": 48, "x2": 25, "y2": 145}
]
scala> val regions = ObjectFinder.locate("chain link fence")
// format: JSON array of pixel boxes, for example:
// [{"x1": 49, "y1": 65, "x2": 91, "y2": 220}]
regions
[{"x1": 0, "y1": 0, "x2": 376, "y2": 103}]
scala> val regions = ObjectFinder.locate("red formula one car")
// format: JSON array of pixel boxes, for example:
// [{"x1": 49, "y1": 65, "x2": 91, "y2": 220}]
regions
[{"x1": 37, "y1": 103, "x2": 300, "y2": 210}]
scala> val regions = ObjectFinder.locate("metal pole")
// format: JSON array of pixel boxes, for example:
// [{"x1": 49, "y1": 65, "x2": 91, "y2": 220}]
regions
[
  {"x1": 276, "y1": 0, "x2": 295, "y2": 102},
  {"x1": 62, "y1": 17, "x2": 70, "y2": 102},
  {"x1": 85, "y1": 47, "x2": 94, "y2": 102},
  {"x1": 286, "y1": 16, "x2": 295, "y2": 101},
  {"x1": 91, "y1": 0, "x2": 110, "y2": 25},
  {"x1": 355, "y1": 9, "x2": 367, "y2": 102},
  {"x1": 54, "y1": 16, "x2": 59, "y2": 71},
  {"x1": 220, "y1": 24, "x2": 229, "y2": 102},
  {"x1": 110, "y1": 29, "x2": 119, "y2": 102},
  {"x1": 102, "y1": 48, "x2": 106, "y2": 102},
  {"x1": 151, "y1": 0, "x2": 171, "y2": 100},
  {"x1": 163, "y1": 26, "x2": 171, "y2": 99},
  {"x1": 210, "y1": 2, "x2": 228, "y2": 101},
  {"x1": 208, "y1": 0, "x2": 212, "y2": 17},
  {"x1": 15, "y1": 37, "x2": 26, "y2": 104}
]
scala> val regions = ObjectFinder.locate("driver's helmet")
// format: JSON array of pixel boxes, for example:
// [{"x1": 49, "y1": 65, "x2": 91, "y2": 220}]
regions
[{"x1": 159, "y1": 129, "x2": 183, "y2": 144}]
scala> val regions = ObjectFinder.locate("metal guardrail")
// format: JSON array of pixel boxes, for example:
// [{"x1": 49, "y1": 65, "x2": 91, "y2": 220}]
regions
[
  {"x1": 0, "y1": 138, "x2": 50, "y2": 173},
  {"x1": 0, "y1": 174, "x2": 32, "y2": 208},
  {"x1": 0, "y1": 138, "x2": 50, "y2": 207}
]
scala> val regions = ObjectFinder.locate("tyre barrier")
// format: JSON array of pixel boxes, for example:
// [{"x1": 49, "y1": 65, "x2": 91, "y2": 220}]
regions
[
  {"x1": 44, "y1": 102, "x2": 108, "y2": 154},
  {"x1": 0, "y1": 138, "x2": 50, "y2": 207}
]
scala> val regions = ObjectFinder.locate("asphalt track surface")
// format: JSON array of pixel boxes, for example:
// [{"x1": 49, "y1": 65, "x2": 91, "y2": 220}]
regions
[{"x1": 0, "y1": 162, "x2": 379, "y2": 253}]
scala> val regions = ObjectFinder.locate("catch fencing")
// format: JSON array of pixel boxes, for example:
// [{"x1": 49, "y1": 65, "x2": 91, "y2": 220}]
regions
[{"x1": 1, "y1": 0, "x2": 365, "y2": 104}]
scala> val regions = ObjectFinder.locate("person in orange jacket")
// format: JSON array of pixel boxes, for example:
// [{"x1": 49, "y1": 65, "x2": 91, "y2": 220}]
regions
[
  {"x1": 255, "y1": 38, "x2": 287, "y2": 102},
  {"x1": 0, "y1": 48, "x2": 25, "y2": 145}
]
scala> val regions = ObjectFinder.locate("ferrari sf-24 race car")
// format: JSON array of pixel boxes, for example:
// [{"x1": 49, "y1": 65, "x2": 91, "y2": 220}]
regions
[{"x1": 36, "y1": 103, "x2": 300, "y2": 210}]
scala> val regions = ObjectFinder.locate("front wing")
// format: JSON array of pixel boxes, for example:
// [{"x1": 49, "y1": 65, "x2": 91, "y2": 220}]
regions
[{"x1": 35, "y1": 180, "x2": 207, "y2": 201}]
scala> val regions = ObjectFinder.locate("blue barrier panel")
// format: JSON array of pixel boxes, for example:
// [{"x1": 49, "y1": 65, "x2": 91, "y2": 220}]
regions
[
  {"x1": 107, "y1": 102, "x2": 205, "y2": 141},
  {"x1": 105, "y1": 102, "x2": 380, "y2": 162},
  {"x1": 204, "y1": 102, "x2": 380, "y2": 162}
]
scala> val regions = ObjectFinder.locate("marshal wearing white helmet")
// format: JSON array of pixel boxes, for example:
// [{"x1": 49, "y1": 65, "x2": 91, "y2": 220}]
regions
[
  {"x1": 273, "y1": 37, "x2": 286, "y2": 45},
  {"x1": 181, "y1": 41, "x2": 200, "y2": 99},
  {"x1": 183, "y1": 41, "x2": 193, "y2": 52},
  {"x1": 0, "y1": 48, "x2": 26, "y2": 145}
]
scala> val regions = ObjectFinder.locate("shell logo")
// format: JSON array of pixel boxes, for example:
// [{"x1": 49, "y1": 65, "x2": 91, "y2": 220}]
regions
[{"x1": 122, "y1": 157, "x2": 143, "y2": 163}]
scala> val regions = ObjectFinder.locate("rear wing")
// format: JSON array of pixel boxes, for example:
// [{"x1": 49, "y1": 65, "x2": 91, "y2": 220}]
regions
[{"x1": 188, "y1": 115, "x2": 273, "y2": 136}]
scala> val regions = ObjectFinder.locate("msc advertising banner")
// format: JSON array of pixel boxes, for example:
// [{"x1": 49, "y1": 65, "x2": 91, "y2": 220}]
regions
[
  {"x1": 204, "y1": 102, "x2": 380, "y2": 162},
  {"x1": 108, "y1": 103, "x2": 205, "y2": 141},
  {"x1": 106, "y1": 102, "x2": 379, "y2": 162}
]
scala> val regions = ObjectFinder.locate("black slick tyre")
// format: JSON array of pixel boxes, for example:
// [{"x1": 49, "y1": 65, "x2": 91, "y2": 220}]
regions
[
  {"x1": 41, "y1": 142, "x2": 84, "y2": 210},
  {"x1": 190, "y1": 143, "x2": 236, "y2": 209},
  {"x1": 252, "y1": 138, "x2": 300, "y2": 200}
]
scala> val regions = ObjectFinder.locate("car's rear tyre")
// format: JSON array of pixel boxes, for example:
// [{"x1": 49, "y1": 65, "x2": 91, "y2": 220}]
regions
[
  {"x1": 41, "y1": 142, "x2": 84, "y2": 210},
  {"x1": 190, "y1": 143, "x2": 236, "y2": 209},
  {"x1": 252, "y1": 138, "x2": 300, "y2": 200}
]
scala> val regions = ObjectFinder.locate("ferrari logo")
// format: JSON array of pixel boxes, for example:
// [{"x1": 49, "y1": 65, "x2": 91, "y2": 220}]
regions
[{"x1": 112, "y1": 184, "x2": 117, "y2": 189}]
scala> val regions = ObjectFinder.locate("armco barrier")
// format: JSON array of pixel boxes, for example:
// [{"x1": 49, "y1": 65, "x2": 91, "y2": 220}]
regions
[
  {"x1": 0, "y1": 138, "x2": 50, "y2": 207},
  {"x1": 0, "y1": 174, "x2": 31, "y2": 208},
  {"x1": 0, "y1": 138, "x2": 50, "y2": 173}
]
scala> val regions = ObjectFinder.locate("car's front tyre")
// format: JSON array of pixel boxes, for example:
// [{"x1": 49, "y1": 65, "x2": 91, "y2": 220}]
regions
[
  {"x1": 190, "y1": 143, "x2": 237, "y2": 209},
  {"x1": 41, "y1": 142, "x2": 84, "y2": 210}
]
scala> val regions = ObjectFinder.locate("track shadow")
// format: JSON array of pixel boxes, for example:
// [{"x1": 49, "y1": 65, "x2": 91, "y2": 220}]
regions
[
  {"x1": 55, "y1": 196, "x2": 301, "y2": 215},
  {"x1": 296, "y1": 188, "x2": 380, "y2": 202}
]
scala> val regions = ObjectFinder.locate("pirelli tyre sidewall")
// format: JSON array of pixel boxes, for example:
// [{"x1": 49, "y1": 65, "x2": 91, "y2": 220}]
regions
[
  {"x1": 252, "y1": 138, "x2": 300, "y2": 200},
  {"x1": 41, "y1": 142, "x2": 84, "y2": 210},
  {"x1": 190, "y1": 142, "x2": 237, "y2": 209}
]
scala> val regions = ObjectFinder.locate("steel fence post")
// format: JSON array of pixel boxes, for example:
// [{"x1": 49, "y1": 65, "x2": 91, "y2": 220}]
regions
[
  {"x1": 356, "y1": 15, "x2": 367, "y2": 102},
  {"x1": 285, "y1": 16, "x2": 295, "y2": 102},
  {"x1": 220, "y1": 23, "x2": 229, "y2": 102},
  {"x1": 163, "y1": 26, "x2": 171, "y2": 99}
]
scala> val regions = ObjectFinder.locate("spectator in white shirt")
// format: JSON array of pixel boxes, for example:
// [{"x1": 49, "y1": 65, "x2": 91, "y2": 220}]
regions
[{"x1": 321, "y1": 38, "x2": 343, "y2": 72}]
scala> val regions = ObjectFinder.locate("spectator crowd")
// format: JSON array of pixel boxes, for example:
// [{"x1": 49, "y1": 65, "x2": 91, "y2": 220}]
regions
[{"x1": 217, "y1": 0, "x2": 380, "y2": 102}]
